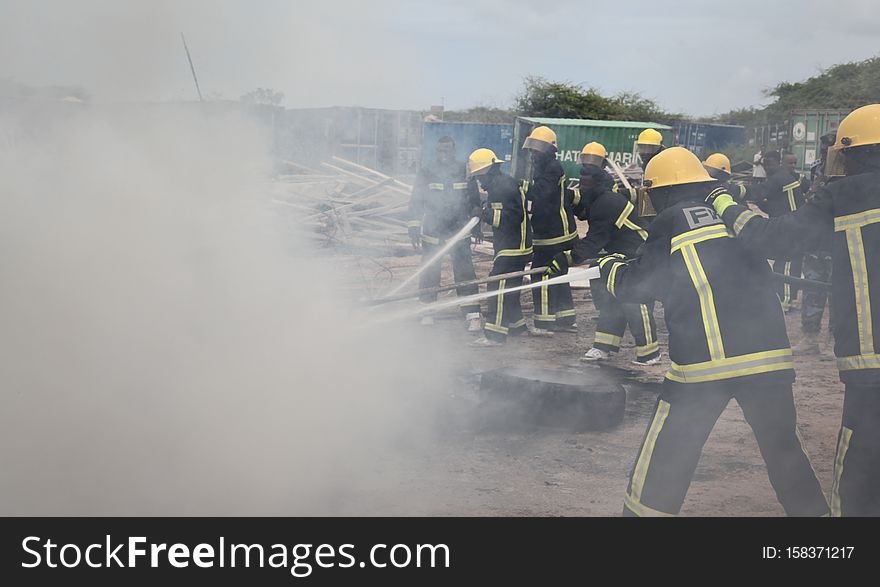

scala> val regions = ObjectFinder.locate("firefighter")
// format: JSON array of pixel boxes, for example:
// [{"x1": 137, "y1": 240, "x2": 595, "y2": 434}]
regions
[
  {"x1": 408, "y1": 136, "x2": 482, "y2": 329},
  {"x1": 707, "y1": 104, "x2": 880, "y2": 515},
  {"x1": 546, "y1": 142, "x2": 661, "y2": 365},
  {"x1": 636, "y1": 128, "x2": 665, "y2": 171},
  {"x1": 597, "y1": 147, "x2": 828, "y2": 516},
  {"x1": 809, "y1": 132, "x2": 838, "y2": 188},
  {"x1": 625, "y1": 128, "x2": 668, "y2": 219},
  {"x1": 703, "y1": 152, "x2": 751, "y2": 203},
  {"x1": 794, "y1": 132, "x2": 838, "y2": 355},
  {"x1": 467, "y1": 148, "x2": 534, "y2": 347},
  {"x1": 752, "y1": 150, "x2": 807, "y2": 311},
  {"x1": 522, "y1": 126, "x2": 578, "y2": 333}
]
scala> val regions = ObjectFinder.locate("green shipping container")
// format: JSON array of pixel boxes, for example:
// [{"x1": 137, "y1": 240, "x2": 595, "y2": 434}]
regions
[
  {"x1": 787, "y1": 109, "x2": 850, "y2": 172},
  {"x1": 512, "y1": 117, "x2": 674, "y2": 180}
]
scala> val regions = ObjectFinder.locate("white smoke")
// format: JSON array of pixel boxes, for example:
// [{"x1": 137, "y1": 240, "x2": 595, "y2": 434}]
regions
[{"x1": 0, "y1": 101, "x2": 452, "y2": 515}]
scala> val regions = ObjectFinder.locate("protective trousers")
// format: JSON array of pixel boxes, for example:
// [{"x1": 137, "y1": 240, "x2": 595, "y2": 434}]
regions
[
  {"x1": 532, "y1": 242, "x2": 576, "y2": 329},
  {"x1": 801, "y1": 252, "x2": 832, "y2": 333},
  {"x1": 418, "y1": 237, "x2": 479, "y2": 315},
  {"x1": 483, "y1": 254, "x2": 530, "y2": 342},
  {"x1": 772, "y1": 255, "x2": 804, "y2": 310},
  {"x1": 623, "y1": 380, "x2": 829, "y2": 517},
  {"x1": 830, "y1": 384, "x2": 880, "y2": 516},
  {"x1": 590, "y1": 279, "x2": 660, "y2": 361}
]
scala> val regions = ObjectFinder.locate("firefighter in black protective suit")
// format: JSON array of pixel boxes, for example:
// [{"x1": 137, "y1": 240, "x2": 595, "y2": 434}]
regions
[
  {"x1": 702, "y1": 152, "x2": 752, "y2": 203},
  {"x1": 408, "y1": 136, "x2": 482, "y2": 330},
  {"x1": 631, "y1": 128, "x2": 666, "y2": 213},
  {"x1": 594, "y1": 147, "x2": 828, "y2": 516},
  {"x1": 708, "y1": 104, "x2": 880, "y2": 516},
  {"x1": 466, "y1": 148, "x2": 534, "y2": 347},
  {"x1": 521, "y1": 126, "x2": 579, "y2": 333},
  {"x1": 609, "y1": 128, "x2": 668, "y2": 212},
  {"x1": 546, "y1": 142, "x2": 660, "y2": 365},
  {"x1": 792, "y1": 132, "x2": 837, "y2": 355},
  {"x1": 751, "y1": 150, "x2": 810, "y2": 311}
]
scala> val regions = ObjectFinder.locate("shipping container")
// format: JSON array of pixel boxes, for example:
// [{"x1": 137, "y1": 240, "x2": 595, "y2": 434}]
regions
[
  {"x1": 748, "y1": 121, "x2": 789, "y2": 153},
  {"x1": 788, "y1": 109, "x2": 850, "y2": 171},
  {"x1": 748, "y1": 109, "x2": 851, "y2": 172},
  {"x1": 282, "y1": 106, "x2": 423, "y2": 177},
  {"x1": 673, "y1": 121, "x2": 746, "y2": 158},
  {"x1": 511, "y1": 117, "x2": 674, "y2": 180},
  {"x1": 421, "y1": 121, "x2": 514, "y2": 172}
]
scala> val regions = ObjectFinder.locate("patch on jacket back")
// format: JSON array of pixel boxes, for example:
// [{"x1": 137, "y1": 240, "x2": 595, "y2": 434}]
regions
[{"x1": 682, "y1": 205, "x2": 722, "y2": 230}]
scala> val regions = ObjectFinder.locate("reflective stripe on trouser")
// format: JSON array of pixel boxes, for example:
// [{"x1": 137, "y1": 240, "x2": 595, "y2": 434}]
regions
[
  {"x1": 830, "y1": 384, "x2": 880, "y2": 516},
  {"x1": 801, "y1": 252, "x2": 831, "y2": 333},
  {"x1": 591, "y1": 280, "x2": 659, "y2": 358},
  {"x1": 483, "y1": 254, "x2": 530, "y2": 341},
  {"x1": 418, "y1": 238, "x2": 480, "y2": 314},
  {"x1": 532, "y1": 243, "x2": 576, "y2": 327},
  {"x1": 665, "y1": 349, "x2": 794, "y2": 384},
  {"x1": 771, "y1": 255, "x2": 803, "y2": 307},
  {"x1": 836, "y1": 209, "x2": 878, "y2": 360},
  {"x1": 624, "y1": 380, "x2": 829, "y2": 517}
]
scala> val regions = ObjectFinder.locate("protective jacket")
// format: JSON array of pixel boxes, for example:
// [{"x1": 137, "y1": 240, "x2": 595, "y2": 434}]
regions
[
  {"x1": 601, "y1": 198, "x2": 795, "y2": 385},
  {"x1": 481, "y1": 174, "x2": 533, "y2": 260},
  {"x1": 408, "y1": 160, "x2": 479, "y2": 243},
  {"x1": 570, "y1": 180, "x2": 648, "y2": 264},
  {"x1": 526, "y1": 157, "x2": 578, "y2": 246},
  {"x1": 718, "y1": 171, "x2": 880, "y2": 385},
  {"x1": 753, "y1": 168, "x2": 807, "y2": 217}
]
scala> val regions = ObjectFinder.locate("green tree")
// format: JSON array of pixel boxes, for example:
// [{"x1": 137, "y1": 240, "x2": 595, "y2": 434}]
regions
[
  {"x1": 609, "y1": 91, "x2": 683, "y2": 124},
  {"x1": 513, "y1": 76, "x2": 679, "y2": 122},
  {"x1": 708, "y1": 55, "x2": 880, "y2": 126},
  {"x1": 765, "y1": 57, "x2": 880, "y2": 115},
  {"x1": 514, "y1": 76, "x2": 621, "y2": 119}
]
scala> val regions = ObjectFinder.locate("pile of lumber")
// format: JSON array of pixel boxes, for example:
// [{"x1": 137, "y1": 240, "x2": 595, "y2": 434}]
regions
[{"x1": 269, "y1": 156, "x2": 414, "y2": 255}]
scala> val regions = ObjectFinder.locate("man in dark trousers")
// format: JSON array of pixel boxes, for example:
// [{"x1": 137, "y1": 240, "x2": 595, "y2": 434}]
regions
[
  {"x1": 522, "y1": 126, "x2": 579, "y2": 333},
  {"x1": 708, "y1": 104, "x2": 880, "y2": 515},
  {"x1": 597, "y1": 147, "x2": 827, "y2": 516},
  {"x1": 408, "y1": 136, "x2": 481, "y2": 330},
  {"x1": 547, "y1": 142, "x2": 660, "y2": 365},
  {"x1": 752, "y1": 150, "x2": 808, "y2": 310},
  {"x1": 466, "y1": 148, "x2": 534, "y2": 347},
  {"x1": 793, "y1": 133, "x2": 837, "y2": 355}
]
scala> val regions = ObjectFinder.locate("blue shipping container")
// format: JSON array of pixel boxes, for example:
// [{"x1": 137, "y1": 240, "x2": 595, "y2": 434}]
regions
[
  {"x1": 421, "y1": 121, "x2": 514, "y2": 172},
  {"x1": 673, "y1": 121, "x2": 746, "y2": 158}
]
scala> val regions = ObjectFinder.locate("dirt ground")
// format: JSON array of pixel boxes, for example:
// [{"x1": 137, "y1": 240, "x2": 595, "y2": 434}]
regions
[{"x1": 342, "y1": 249, "x2": 844, "y2": 517}]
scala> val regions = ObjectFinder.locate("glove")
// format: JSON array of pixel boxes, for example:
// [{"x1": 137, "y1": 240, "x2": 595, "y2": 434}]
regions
[
  {"x1": 471, "y1": 223, "x2": 483, "y2": 244},
  {"x1": 598, "y1": 253, "x2": 628, "y2": 295},
  {"x1": 546, "y1": 251, "x2": 572, "y2": 276},
  {"x1": 704, "y1": 186, "x2": 736, "y2": 216},
  {"x1": 408, "y1": 226, "x2": 421, "y2": 250}
]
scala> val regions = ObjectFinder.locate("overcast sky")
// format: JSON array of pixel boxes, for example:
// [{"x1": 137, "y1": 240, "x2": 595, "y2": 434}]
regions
[{"x1": 1, "y1": 0, "x2": 878, "y2": 116}]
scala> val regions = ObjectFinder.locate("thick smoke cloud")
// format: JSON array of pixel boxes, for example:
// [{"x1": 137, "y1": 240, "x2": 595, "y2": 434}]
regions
[{"x1": 0, "y1": 101, "x2": 451, "y2": 515}]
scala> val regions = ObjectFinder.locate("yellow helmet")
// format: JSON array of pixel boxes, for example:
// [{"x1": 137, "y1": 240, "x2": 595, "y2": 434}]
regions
[
  {"x1": 825, "y1": 104, "x2": 880, "y2": 176},
  {"x1": 703, "y1": 152, "x2": 732, "y2": 177},
  {"x1": 643, "y1": 147, "x2": 714, "y2": 189},
  {"x1": 578, "y1": 141, "x2": 607, "y2": 167},
  {"x1": 637, "y1": 128, "x2": 663, "y2": 146},
  {"x1": 523, "y1": 126, "x2": 558, "y2": 153},
  {"x1": 467, "y1": 148, "x2": 504, "y2": 177}
]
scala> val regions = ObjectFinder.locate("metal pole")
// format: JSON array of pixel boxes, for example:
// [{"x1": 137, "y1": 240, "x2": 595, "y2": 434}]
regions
[
  {"x1": 366, "y1": 266, "x2": 551, "y2": 306},
  {"x1": 773, "y1": 272, "x2": 831, "y2": 292},
  {"x1": 180, "y1": 33, "x2": 203, "y2": 102}
]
